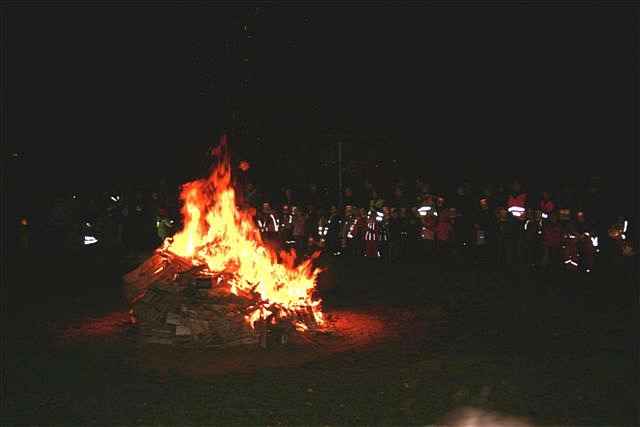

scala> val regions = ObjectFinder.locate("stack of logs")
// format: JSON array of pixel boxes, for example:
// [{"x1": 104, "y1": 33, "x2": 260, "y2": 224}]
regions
[{"x1": 123, "y1": 250, "x2": 319, "y2": 348}]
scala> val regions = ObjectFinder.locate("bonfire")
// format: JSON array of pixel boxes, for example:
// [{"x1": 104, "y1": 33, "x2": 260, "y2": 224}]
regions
[{"x1": 123, "y1": 136, "x2": 324, "y2": 348}]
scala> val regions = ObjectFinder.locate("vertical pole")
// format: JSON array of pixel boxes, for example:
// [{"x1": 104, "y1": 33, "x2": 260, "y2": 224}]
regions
[{"x1": 338, "y1": 140, "x2": 343, "y2": 209}]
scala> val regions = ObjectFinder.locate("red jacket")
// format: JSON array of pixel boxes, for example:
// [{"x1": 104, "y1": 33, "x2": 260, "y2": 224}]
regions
[
  {"x1": 435, "y1": 221, "x2": 453, "y2": 242},
  {"x1": 543, "y1": 223, "x2": 563, "y2": 248},
  {"x1": 421, "y1": 216, "x2": 437, "y2": 240},
  {"x1": 507, "y1": 193, "x2": 528, "y2": 209},
  {"x1": 539, "y1": 200, "x2": 555, "y2": 214}
]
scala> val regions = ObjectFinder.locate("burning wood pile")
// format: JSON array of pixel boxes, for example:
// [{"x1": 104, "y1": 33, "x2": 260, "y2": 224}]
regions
[{"x1": 123, "y1": 137, "x2": 324, "y2": 348}]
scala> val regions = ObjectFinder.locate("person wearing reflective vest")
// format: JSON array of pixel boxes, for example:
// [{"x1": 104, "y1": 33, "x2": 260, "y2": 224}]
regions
[
  {"x1": 506, "y1": 180, "x2": 528, "y2": 264},
  {"x1": 278, "y1": 205, "x2": 295, "y2": 249},
  {"x1": 420, "y1": 208, "x2": 438, "y2": 258},
  {"x1": 364, "y1": 209, "x2": 381, "y2": 258},
  {"x1": 314, "y1": 208, "x2": 327, "y2": 246},
  {"x1": 523, "y1": 208, "x2": 543, "y2": 268},
  {"x1": 574, "y1": 211, "x2": 595, "y2": 272},
  {"x1": 558, "y1": 208, "x2": 579, "y2": 271},
  {"x1": 507, "y1": 193, "x2": 528, "y2": 219},
  {"x1": 378, "y1": 207, "x2": 391, "y2": 260},
  {"x1": 342, "y1": 205, "x2": 356, "y2": 255},
  {"x1": 257, "y1": 202, "x2": 280, "y2": 247},
  {"x1": 156, "y1": 207, "x2": 174, "y2": 243},
  {"x1": 539, "y1": 191, "x2": 555, "y2": 219},
  {"x1": 353, "y1": 208, "x2": 368, "y2": 257}
]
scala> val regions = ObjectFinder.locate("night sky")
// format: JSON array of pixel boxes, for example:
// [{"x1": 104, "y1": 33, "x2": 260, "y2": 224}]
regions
[{"x1": 6, "y1": 6, "x2": 636, "y2": 195}]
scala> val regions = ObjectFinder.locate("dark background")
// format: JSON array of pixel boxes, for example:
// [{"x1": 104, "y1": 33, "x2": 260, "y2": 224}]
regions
[
  {"x1": 5, "y1": 6, "x2": 637, "y2": 198},
  {"x1": 3, "y1": 10, "x2": 638, "y2": 425}
]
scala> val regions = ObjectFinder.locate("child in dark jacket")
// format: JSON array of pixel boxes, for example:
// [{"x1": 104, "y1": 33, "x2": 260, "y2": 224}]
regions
[{"x1": 542, "y1": 212, "x2": 563, "y2": 270}]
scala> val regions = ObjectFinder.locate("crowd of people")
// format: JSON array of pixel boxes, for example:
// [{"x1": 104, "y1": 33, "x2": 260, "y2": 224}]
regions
[
  {"x1": 250, "y1": 178, "x2": 634, "y2": 273},
  {"x1": 13, "y1": 175, "x2": 635, "y2": 272}
]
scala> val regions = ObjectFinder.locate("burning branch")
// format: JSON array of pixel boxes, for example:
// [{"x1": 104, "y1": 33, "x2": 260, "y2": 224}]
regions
[{"x1": 123, "y1": 135, "x2": 324, "y2": 348}]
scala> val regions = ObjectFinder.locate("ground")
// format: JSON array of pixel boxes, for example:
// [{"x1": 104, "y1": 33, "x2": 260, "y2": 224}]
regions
[{"x1": 4, "y1": 248, "x2": 637, "y2": 426}]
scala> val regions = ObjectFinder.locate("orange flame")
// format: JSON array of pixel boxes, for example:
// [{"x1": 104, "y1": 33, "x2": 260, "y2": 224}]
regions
[{"x1": 167, "y1": 136, "x2": 323, "y2": 328}]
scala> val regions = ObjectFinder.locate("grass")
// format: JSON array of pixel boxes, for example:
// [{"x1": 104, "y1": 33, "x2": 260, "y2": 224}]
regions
[{"x1": 4, "y1": 248, "x2": 637, "y2": 426}]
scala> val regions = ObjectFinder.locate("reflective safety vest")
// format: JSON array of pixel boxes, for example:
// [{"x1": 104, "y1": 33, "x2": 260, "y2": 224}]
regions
[
  {"x1": 507, "y1": 193, "x2": 528, "y2": 220},
  {"x1": 279, "y1": 213, "x2": 293, "y2": 230},
  {"x1": 364, "y1": 217, "x2": 379, "y2": 241},
  {"x1": 420, "y1": 216, "x2": 437, "y2": 240},
  {"x1": 343, "y1": 215, "x2": 356, "y2": 239},
  {"x1": 317, "y1": 219, "x2": 329, "y2": 239},
  {"x1": 507, "y1": 193, "x2": 528, "y2": 209},
  {"x1": 257, "y1": 213, "x2": 279, "y2": 234},
  {"x1": 379, "y1": 221, "x2": 389, "y2": 242},
  {"x1": 539, "y1": 199, "x2": 555, "y2": 214}
]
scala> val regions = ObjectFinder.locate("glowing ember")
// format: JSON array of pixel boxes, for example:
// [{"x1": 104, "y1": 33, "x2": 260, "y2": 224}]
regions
[
  {"x1": 239, "y1": 160, "x2": 250, "y2": 172},
  {"x1": 165, "y1": 136, "x2": 323, "y2": 330}
]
